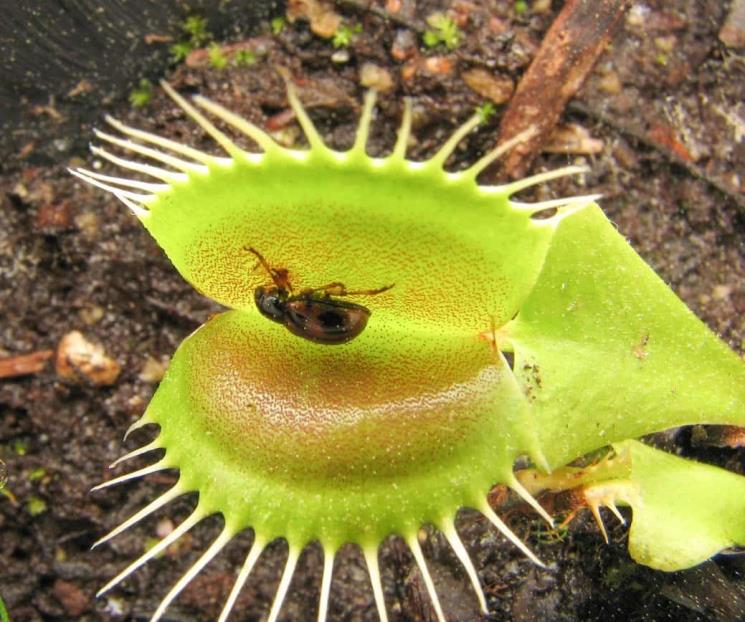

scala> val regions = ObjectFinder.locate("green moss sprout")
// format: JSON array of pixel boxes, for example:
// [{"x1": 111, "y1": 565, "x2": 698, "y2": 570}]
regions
[
  {"x1": 476, "y1": 101, "x2": 497, "y2": 124},
  {"x1": 423, "y1": 13, "x2": 462, "y2": 50},
  {"x1": 332, "y1": 23, "x2": 362, "y2": 48},
  {"x1": 169, "y1": 15, "x2": 212, "y2": 63},
  {"x1": 128, "y1": 79, "x2": 153, "y2": 108},
  {"x1": 514, "y1": 0, "x2": 529, "y2": 15},
  {"x1": 271, "y1": 16, "x2": 286, "y2": 35},
  {"x1": 207, "y1": 44, "x2": 228, "y2": 69},
  {"x1": 233, "y1": 49, "x2": 257, "y2": 66},
  {"x1": 26, "y1": 496, "x2": 46, "y2": 517}
]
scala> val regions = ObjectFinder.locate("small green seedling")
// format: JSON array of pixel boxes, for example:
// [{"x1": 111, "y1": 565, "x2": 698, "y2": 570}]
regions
[
  {"x1": 476, "y1": 101, "x2": 497, "y2": 124},
  {"x1": 332, "y1": 23, "x2": 362, "y2": 48},
  {"x1": 128, "y1": 79, "x2": 153, "y2": 108},
  {"x1": 423, "y1": 13, "x2": 462, "y2": 50},
  {"x1": 169, "y1": 15, "x2": 212, "y2": 63},
  {"x1": 71, "y1": 76, "x2": 745, "y2": 621},
  {"x1": 28, "y1": 467, "x2": 46, "y2": 482},
  {"x1": 271, "y1": 16, "x2": 286, "y2": 35},
  {"x1": 181, "y1": 15, "x2": 210, "y2": 46},
  {"x1": 233, "y1": 49, "x2": 257, "y2": 67},
  {"x1": 26, "y1": 496, "x2": 46, "y2": 517},
  {"x1": 514, "y1": 0, "x2": 529, "y2": 15},
  {"x1": 207, "y1": 44, "x2": 228, "y2": 70}
]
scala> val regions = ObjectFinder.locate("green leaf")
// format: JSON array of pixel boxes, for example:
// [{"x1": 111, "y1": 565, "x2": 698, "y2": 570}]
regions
[
  {"x1": 614, "y1": 439, "x2": 745, "y2": 571},
  {"x1": 504, "y1": 205, "x2": 745, "y2": 469}
]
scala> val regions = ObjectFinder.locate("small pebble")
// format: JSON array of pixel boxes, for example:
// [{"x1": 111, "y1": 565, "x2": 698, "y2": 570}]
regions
[
  {"x1": 55, "y1": 331, "x2": 121, "y2": 386},
  {"x1": 331, "y1": 49, "x2": 350, "y2": 63},
  {"x1": 359, "y1": 62, "x2": 395, "y2": 92}
]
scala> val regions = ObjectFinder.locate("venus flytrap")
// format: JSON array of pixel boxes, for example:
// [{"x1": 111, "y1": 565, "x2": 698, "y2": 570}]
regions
[{"x1": 70, "y1": 76, "x2": 745, "y2": 621}]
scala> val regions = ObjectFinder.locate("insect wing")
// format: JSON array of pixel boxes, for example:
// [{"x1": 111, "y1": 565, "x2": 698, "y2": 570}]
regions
[{"x1": 284, "y1": 298, "x2": 370, "y2": 344}]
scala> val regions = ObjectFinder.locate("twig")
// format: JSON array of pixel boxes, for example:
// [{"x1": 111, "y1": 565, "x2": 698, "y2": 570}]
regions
[
  {"x1": 497, "y1": 0, "x2": 630, "y2": 178},
  {"x1": 0, "y1": 350, "x2": 54, "y2": 379},
  {"x1": 568, "y1": 101, "x2": 745, "y2": 211}
]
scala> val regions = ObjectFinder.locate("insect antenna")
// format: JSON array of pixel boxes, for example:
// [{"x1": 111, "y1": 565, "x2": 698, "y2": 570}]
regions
[{"x1": 245, "y1": 246, "x2": 292, "y2": 292}]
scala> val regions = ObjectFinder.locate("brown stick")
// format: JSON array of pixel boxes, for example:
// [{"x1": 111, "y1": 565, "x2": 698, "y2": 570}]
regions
[
  {"x1": 568, "y1": 101, "x2": 745, "y2": 211},
  {"x1": 0, "y1": 349, "x2": 54, "y2": 379},
  {"x1": 497, "y1": 0, "x2": 630, "y2": 179}
]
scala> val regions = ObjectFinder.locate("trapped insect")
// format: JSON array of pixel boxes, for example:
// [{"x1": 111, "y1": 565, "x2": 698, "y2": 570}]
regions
[{"x1": 248, "y1": 246, "x2": 393, "y2": 344}]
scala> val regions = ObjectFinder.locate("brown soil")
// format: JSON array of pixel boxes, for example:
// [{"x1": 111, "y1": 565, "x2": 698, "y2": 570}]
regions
[{"x1": 1, "y1": 1, "x2": 745, "y2": 621}]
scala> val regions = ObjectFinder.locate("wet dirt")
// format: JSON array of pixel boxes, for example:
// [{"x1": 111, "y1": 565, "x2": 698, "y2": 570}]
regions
[{"x1": 1, "y1": 1, "x2": 744, "y2": 620}]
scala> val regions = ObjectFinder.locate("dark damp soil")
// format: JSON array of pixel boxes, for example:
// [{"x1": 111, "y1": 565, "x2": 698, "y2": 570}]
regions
[{"x1": 2, "y1": 1, "x2": 745, "y2": 621}]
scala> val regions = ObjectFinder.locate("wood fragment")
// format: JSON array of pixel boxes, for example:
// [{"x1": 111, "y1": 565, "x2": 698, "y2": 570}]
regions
[
  {"x1": 0, "y1": 350, "x2": 54, "y2": 379},
  {"x1": 497, "y1": 0, "x2": 629, "y2": 178},
  {"x1": 568, "y1": 101, "x2": 745, "y2": 211}
]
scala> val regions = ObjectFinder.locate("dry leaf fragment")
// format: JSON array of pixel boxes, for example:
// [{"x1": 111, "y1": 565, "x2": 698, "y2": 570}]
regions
[
  {"x1": 462, "y1": 68, "x2": 514, "y2": 105},
  {"x1": 544, "y1": 123, "x2": 604, "y2": 155}
]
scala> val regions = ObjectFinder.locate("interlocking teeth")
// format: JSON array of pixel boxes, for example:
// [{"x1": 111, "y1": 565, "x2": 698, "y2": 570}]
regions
[
  {"x1": 151, "y1": 527, "x2": 233, "y2": 622},
  {"x1": 92, "y1": 484, "x2": 183, "y2": 549},
  {"x1": 160, "y1": 81, "x2": 245, "y2": 159},
  {"x1": 502, "y1": 164, "x2": 590, "y2": 197},
  {"x1": 392, "y1": 98, "x2": 413, "y2": 160},
  {"x1": 364, "y1": 546, "x2": 389, "y2": 622},
  {"x1": 351, "y1": 89, "x2": 378, "y2": 155},
  {"x1": 108, "y1": 439, "x2": 161, "y2": 468},
  {"x1": 192, "y1": 94, "x2": 279, "y2": 154},
  {"x1": 96, "y1": 508, "x2": 205, "y2": 597},
  {"x1": 93, "y1": 128, "x2": 207, "y2": 173},
  {"x1": 90, "y1": 144, "x2": 186, "y2": 184},
  {"x1": 218, "y1": 534, "x2": 266, "y2": 622},
  {"x1": 267, "y1": 545, "x2": 301, "y2": 622},
  {"x1": 480, "y1": 497, "x2": 545, "y2": 567},
  {"x1": 90, "y1": 461, "x2": 168, "y2": 492},
  {"x1": 71, "y1": 168, "x2": 169, "y2": 193},
  {"x1": 441, "y1": 518, "x2": 487, "y2": 613},
  {"x1": 427, "y1": 113, "x2": 481, "y2": 170},
  {"x1": 104, "y1": 114, "x2": 224, "y2": 165},
  {"x1": 318, "y1": 546, "x2": 336, "y2": 622},
  {"x1": 465, "y1": 126, "x2": 538, "y2": 179},
  {"x1": 278, "y1": 69, "x2": 326, "y2": 151}
]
